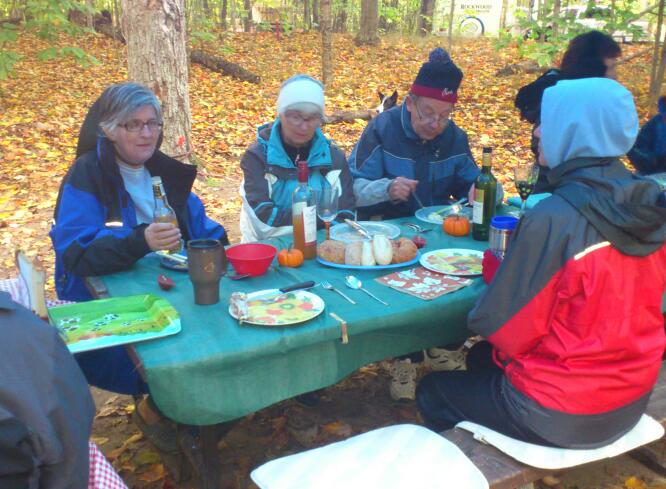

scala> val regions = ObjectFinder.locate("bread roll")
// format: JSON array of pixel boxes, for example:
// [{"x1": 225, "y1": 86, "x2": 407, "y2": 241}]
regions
[
  {"x1": 344, "y1": 241, "x2": 363, "y2": 265},
  {"x1": 318, "y1": 240, "x2": 346, "y2": 264},
  {"x1": 392, "y1": 237, "x2": 418, "y2": 264}
]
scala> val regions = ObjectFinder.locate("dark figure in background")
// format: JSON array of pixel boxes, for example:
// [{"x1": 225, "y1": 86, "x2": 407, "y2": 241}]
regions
[
  {"x1": 514, "y1": 30, "x2": 621, "y2": 191},
  {"x1": 628, "y1": 96, "x2": 666, "y2": 176}
]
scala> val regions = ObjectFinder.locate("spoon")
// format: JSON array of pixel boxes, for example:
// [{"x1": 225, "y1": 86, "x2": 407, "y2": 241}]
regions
[{"x1": 344, "y1": 275, "x2": 389, "y2": 306}]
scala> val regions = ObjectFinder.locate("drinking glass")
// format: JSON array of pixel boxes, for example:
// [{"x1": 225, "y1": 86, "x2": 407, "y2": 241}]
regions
[
  {"x1": 513, "y1": 164, "x2": 540, "y2": 217},
  {"x1": 317, "y1": 187, "x2": 339, "y2": 240},
  {"x1": 187, "y1": 239, "x2": 227, "y2": 305}
]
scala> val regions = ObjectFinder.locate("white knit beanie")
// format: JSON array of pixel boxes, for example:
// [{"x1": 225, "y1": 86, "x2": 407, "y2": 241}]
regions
[{"x1": 277, "y1": 74, "x2": 325, "y2": 116}]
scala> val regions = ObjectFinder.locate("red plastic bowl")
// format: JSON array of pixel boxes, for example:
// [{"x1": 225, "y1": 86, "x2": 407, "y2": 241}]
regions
[{"x1": 225, "y1": 243, "x2": 277, "y2": 277}]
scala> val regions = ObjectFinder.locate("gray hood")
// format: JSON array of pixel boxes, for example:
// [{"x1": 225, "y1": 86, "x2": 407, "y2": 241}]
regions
[{"x1": 541, "y1": 78, "x2": 638, "y2": 168}]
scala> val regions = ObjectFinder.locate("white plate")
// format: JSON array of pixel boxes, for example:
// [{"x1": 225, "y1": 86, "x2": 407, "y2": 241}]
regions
[
  {"x1": 420, "y1": 248, "x2": 484, "y2": 276},
  {"x1": 228, "y1": 290, "x2": 325, "y2": 326},
  {"x1": 415, "y1": 205, "x2": 472, "y2": 225},
  {"x1": 329, "y1": 221, "x2": 401, "y2": 242}
]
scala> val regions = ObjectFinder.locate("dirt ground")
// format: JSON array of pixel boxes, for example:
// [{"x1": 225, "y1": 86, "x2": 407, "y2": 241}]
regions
[{"x1": 90, "y1": 362, "x2": 666, "y2": 489}]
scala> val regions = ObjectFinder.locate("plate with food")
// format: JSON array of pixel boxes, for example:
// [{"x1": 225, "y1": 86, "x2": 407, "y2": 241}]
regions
[
  {"x1": 330, "y1": 221, "x2": 401, "y2": 242},
  {"x1": 415, "y1": 205, "x2": 472, "y2": 225},
  {"x1": 156, "y1": 251, "x2": 188, "y2": 272},
  {"x1": 420, "y1": 248, "x2": 483, "y2": 276},
  {"x1": 228, "y1": 290, "x2": 325, "y2": 326},
  {"x1": 317, "y1": 235, "x2": 419, "y2": 269}
]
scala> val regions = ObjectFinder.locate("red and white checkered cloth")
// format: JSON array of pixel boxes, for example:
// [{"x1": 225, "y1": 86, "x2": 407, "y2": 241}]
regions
[
  {"x1": 88, "y1": 442, "x2": 128, "y2": 489},
  {"x1": 0, "y1": 277, "x2": 73, "y2": 309}
]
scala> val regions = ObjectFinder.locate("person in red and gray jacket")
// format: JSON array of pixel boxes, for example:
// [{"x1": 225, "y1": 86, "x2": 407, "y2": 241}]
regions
[{"x1": 417, "y1": 77, "x2": 666, "y2": 448}]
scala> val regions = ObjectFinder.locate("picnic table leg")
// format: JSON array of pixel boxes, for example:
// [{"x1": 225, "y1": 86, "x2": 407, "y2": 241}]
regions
[{"x1": 178, "y1": 421, "x2": 238, "y2": 489}]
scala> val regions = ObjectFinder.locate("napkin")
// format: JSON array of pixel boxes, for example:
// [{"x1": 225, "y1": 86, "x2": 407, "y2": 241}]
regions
[
  {"x1": 376, "y1": 267, "x2": 472, "y2": 300},
  {"x1": 507, "y1": 192, "x2": 551, "y2": 209},
  {"x1": 251, "y1": 424, "x2": 489, "y2": 489}
]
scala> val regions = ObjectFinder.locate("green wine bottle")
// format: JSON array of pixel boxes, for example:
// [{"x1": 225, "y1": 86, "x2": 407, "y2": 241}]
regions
[{"x1": 472, "y1": 147, "x2": 497, "y2": 241}]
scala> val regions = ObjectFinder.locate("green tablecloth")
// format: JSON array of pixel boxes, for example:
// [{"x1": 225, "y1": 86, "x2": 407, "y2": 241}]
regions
[{"x1": 101, "y1": 220, "x2": 489, "y2": 425}]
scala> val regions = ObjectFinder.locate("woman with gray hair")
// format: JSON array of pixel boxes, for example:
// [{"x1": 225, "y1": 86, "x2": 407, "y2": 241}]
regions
[{"x1": 50, "y1": 82, "x2": 227, "y2": 448}]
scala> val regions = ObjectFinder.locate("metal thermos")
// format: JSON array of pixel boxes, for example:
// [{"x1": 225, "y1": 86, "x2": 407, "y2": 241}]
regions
[{"x1": 489, "y1": 216, "x2": 519, "y2": 259}]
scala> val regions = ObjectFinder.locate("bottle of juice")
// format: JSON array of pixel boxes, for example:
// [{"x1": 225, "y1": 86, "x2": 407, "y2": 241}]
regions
[
  {"x1": 292, "y1": 160, "x2": 317, "y2": 259},
  {"x1": 151, "y1": 176, "x2": 181, "y2": 253}
]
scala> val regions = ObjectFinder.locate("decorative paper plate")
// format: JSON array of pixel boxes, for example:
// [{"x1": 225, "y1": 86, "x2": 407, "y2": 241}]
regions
[
  {"x1": 415, "y1": 205, "x2": 472, "y2": 225},
  {"x1": 330, "y1": 221, "x2": 401, "y2": 242},
  {"x1": 48, "y1": 294, "x2": 181, "y2": 353},
  {"x1": 317, "y1": 253, "x2": 420, "y2": 270},
  {"x1": 228, "y1": 290, "x2": 325, "y2": 326},
  {"x1": 420, "y1": 249, "x2": 484, "y2": 276}
]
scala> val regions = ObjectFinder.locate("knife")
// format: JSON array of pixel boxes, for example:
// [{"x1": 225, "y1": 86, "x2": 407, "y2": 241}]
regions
[
  {"x1": 250, "y1": 281, "x2": 316, "y2": 303},
  {"x1": 344, "y1": 219, "x2": 373, "y2": 240},
  {"x1": 156, "y1": 251, "x2": 188, "y2": 264}
]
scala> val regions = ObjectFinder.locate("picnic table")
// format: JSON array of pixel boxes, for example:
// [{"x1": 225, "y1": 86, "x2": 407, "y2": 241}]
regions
[
  {"x1": 88, "y1": 217, "x2": 489, "y2": 487},
  {"x1": 91, "y1": 218, "x2": 487, "y2": 426}
]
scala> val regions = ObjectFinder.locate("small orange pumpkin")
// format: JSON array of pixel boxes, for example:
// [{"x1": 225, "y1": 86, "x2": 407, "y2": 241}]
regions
[
  {"x1": 443, "y1": 214, "x2": 470, "y2": 237},
  {"x1": 278, "y1": 248, "x2": 304, "y2": 268}
]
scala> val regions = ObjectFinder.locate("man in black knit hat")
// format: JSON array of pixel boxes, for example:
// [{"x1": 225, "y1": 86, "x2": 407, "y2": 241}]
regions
[
  {"x1": 349, "y1": 47, "x2": 501, "y2": 222},
  {"x1": 349, "y1": 48, "x2": 504, "y2": 400}
]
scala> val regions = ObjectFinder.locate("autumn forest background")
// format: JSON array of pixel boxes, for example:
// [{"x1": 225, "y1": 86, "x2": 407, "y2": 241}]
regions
[{"x1": 0, "y1": 0, "x2": 665, "y2": 486}]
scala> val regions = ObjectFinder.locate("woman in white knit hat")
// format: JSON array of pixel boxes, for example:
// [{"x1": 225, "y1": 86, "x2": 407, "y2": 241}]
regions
[{"x1": 239, "y1": 74, "x2": 356, "y2": 242}]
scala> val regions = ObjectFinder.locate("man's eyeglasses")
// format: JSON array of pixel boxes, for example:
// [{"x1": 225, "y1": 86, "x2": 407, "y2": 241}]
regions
[
  {"x1": 411, "y1": 96, "x2": 454, "y2": 126},
  {"x1": 283, "y1": 111, "x2": 323, "y2": 127},
  {"x1": 120, "y1": 120, "x2": 163, "y2": 133}
]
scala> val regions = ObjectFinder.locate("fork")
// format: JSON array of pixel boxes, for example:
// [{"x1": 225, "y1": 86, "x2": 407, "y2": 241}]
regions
[
  {"x1": 401, "y1": 222, "x2": 433, "y2": 233},
  {"x1": 320, "y1": 281, "x2": 356, "y2": 305}
]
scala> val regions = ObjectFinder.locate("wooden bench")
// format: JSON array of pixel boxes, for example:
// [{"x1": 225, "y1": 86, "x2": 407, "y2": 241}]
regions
[{"x1": 441, "y1": 365, "x2": 666, "y2": 489}]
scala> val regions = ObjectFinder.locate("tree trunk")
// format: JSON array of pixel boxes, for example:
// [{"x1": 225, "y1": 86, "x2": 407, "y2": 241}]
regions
[
  {"x1": 86, "y1": 0, "x2": 94, "y2": 28},
  {"x1": 649, "y1": 0, "x2": 665, "y2": 109},
  {"x1": 355, "y1": 0, "x2": 379, "y2": 45},
  {"x1": 191, "y1": 49, "x2": 260, "y2": 82},
  {"x1": 652, "y1": 41, "x2": 666, "y2": 116},
  {"x1": 112, "y1": 0, "x2": 119, "y2": 26},
  {"x1": 304, "y1": 0, "x2": 311, "y2": 30},
  {"x1": 447, "y1": 0, "x2": 455, "y2": 51},
  {"x1": 312, "y1": 0, "x2": 319, "y2": 27},
  {"x1": 552, "y1": 0, "x2": 561, "y2": 37},
  {"x1": 202, "y1": 0, "x2": 211, "y2": 16},
  {"x1": 333, "y1": 0, "x2": 348, "y2": 32},
  {"x1": 321, "y1": 0, "x2": 333, "y2": 85},
  {"x1": 418, "y1": 0, "x2": 435, "y2": 35},
  {"x1": 500, "y1": 0, "x2": 509, "y2": 30},
  {"x1": 220, "y1": 0, "x2": 228, "y2": 28},
  {"x1": 121, "y1": 0, "x2": 192, "y2": 161},
  {"x1": 243, "y1": 0, "x2": 252, "y2": 31},
  {"x1": 230, "y1": 0, "x2": 237, "y2": 31}
]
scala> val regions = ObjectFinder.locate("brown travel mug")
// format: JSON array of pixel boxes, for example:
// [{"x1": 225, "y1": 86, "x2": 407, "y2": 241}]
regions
[{"x1": 187, "y1": 239, "x2": 227, "y2": 305}]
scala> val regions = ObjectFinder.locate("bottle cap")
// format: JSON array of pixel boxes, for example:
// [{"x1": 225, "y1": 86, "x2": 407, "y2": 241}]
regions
[
  {"x1": 151, "y1": 176, "x2": 163, "y2": 185},
  {"x1": 482, "y1": 147, "x2": 492, "y2": 154},
  {"x1": 490, "y1": 216, "x2": 518, "y2": 230}
]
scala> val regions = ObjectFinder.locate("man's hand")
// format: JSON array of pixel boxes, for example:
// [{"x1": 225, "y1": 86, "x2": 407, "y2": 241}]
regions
[
  {"x1": 145, "y1": 223, "x2": 182, "y2": 252},
  {"x1": 388, "y1": 177, "x2": 419, "y2": 203}
]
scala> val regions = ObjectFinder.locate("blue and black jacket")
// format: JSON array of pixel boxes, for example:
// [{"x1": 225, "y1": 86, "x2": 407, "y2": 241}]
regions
[
  {"x1": 239, "y1": 120, "x2": 355, "y2": 242},
  {"x1": 348, "y1": 103, "x2": 480, "y2": 219},
  {"x1": 628, "y1": 96, "x2": 666, "y2": 176},
  {"x1": 50, "y1": 105, "x2": 227, "y2": 301}
]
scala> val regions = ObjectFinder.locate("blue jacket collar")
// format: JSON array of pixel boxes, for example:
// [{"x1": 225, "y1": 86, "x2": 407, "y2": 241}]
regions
[{"x1": 258, "y1": 119, "x2": 332, "y2": 169}]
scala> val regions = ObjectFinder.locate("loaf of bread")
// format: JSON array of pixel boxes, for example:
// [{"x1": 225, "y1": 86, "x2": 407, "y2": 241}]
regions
[{"x1": 318, "y1": 240, "x2": 346, "y2": 264}]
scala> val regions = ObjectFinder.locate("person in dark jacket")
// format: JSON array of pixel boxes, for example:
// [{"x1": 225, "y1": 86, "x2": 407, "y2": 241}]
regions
[
  {"x1": 240, "y1": 74, "x2": 355, "y2": 242},
  {"x1": 349, "y1": 48, "x2": 502, "y2": 221},
  {"x1": 417, "y1": 78, "x2": 666, "y2": 448},
  {"x1": 515, "y1": 31, "x2": 621, "y2": 190},
  {"x1": 0, "y1": 292, "x2": 95, "y2": 488},
  {"x1": 628, "y1": 96, "x2": 666, "y2": 175},
  {"x1": 49, "y1": 82, "x2": 228, "y2": 450}
]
